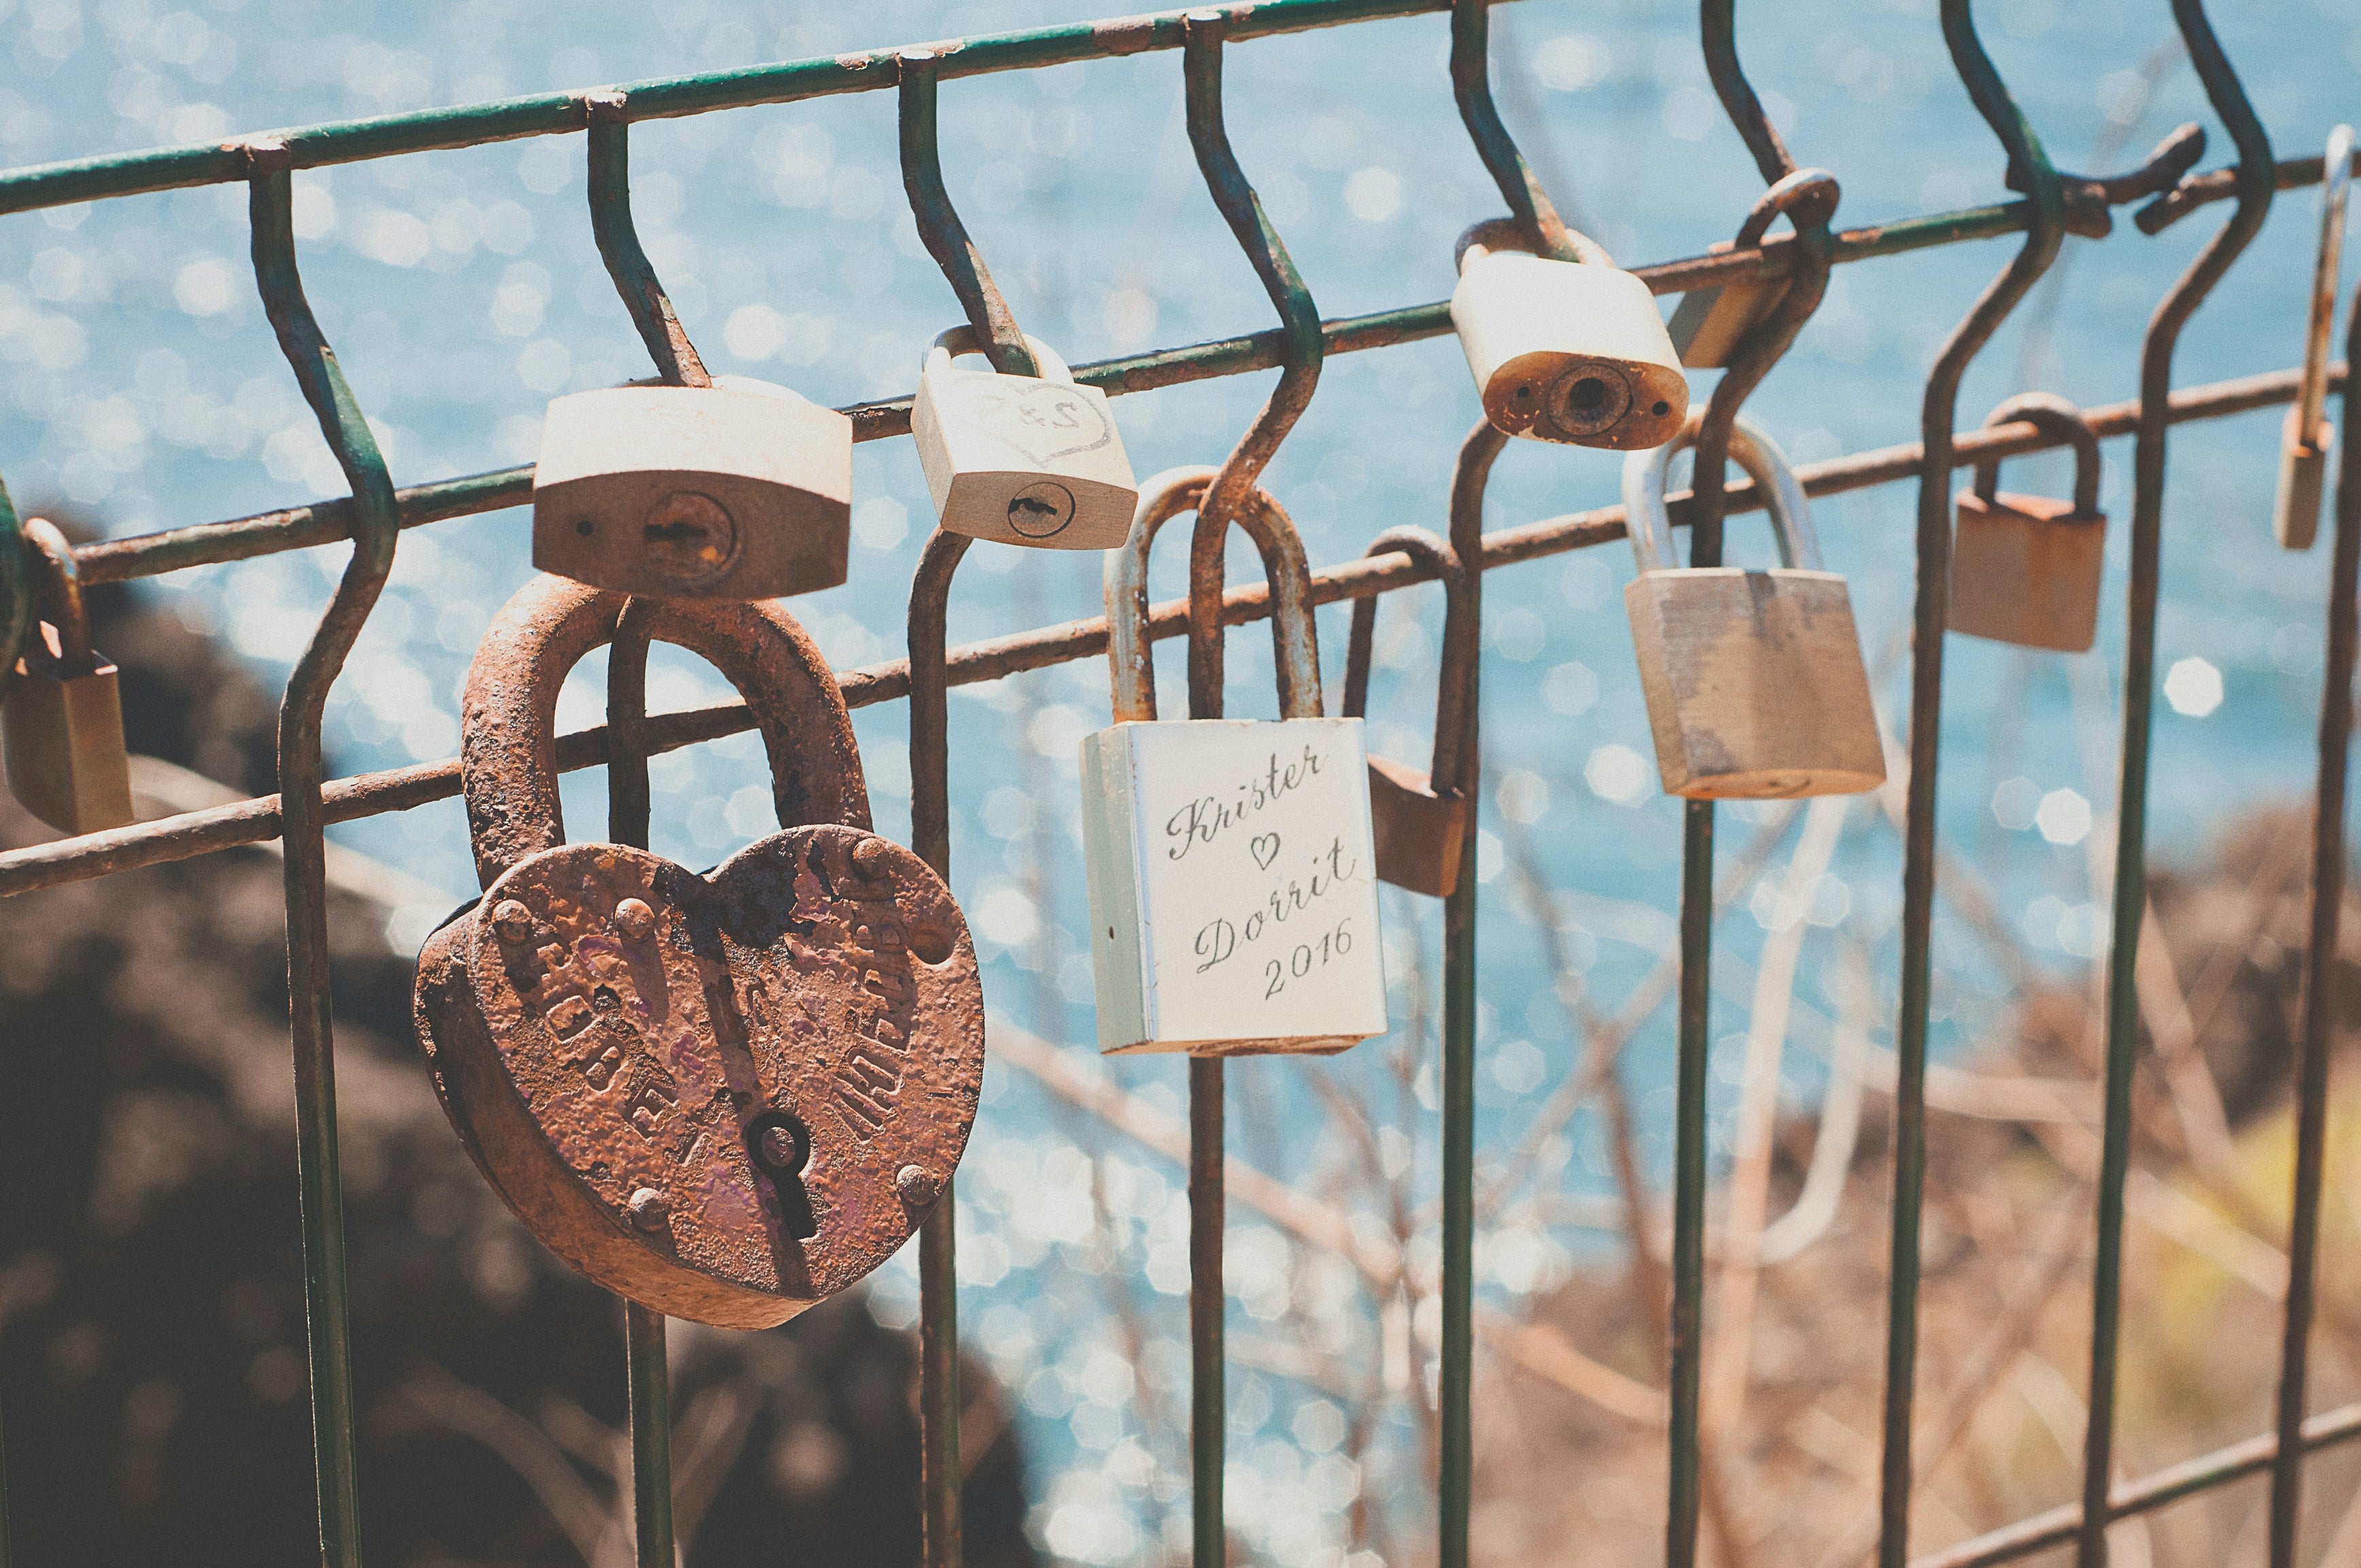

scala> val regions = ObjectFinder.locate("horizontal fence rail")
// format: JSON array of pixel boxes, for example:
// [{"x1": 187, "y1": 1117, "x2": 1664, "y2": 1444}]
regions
[{"x1": 0, "y1": 3, "x2": 2353, "y2": 1568}]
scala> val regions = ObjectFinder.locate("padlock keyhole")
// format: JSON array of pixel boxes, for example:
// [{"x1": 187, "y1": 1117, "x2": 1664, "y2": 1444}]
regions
[
  {"x1": 746, "y1": 1112, "x2": 819, "y2": 1240},
  {"x1": 1566, "y1": 377, "x2": 1610, "y2": 418}
]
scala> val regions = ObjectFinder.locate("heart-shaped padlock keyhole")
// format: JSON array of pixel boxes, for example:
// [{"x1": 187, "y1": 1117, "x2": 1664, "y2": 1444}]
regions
[{"x1": 418, "y1": 822, "x2": 983, "y2": 1329}]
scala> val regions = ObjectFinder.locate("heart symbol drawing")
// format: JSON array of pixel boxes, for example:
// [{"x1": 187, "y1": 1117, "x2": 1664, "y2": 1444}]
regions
[
  {"x1": 947, "y1": 376, "x2": 1114, "y2": 467},
  {"x1": 1250, "y1": 833, "x2": 1281, "y2": 871}
]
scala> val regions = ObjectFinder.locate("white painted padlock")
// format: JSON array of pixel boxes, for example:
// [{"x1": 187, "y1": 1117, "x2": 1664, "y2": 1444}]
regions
[
  {"x1": 1079, "y1": 467, "x2": 1387, "y2": 1056},
  {"x1": 1450, "y1": 222, "x2": 1689, "y2": 451},
  {"x1": 911, "y1": 328, "x2": 1136, "y2": 550}
]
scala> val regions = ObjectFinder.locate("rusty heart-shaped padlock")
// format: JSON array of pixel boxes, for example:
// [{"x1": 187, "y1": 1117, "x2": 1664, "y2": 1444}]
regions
[{"x1": 413, "y1": 576, "x2": 985, "y2": 1329}]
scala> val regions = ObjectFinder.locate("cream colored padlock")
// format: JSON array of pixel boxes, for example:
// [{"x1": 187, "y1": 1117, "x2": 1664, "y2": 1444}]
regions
[
  {"x1": 1080, "y1": 468, "x2": 1387, "y2": 1056},
  {"x1": 2, "y1": 518, "x2": 134, "y2": 835},
  {"x1": 2275, "y1": 123, "x2": 2352, "y2": 552},
  {"x1": 1450, "y1": 222, "x2": 1688, "y2": 450},
  {"x1": 532, "y1": 375, "x2": 851, "y2": 599},
  {"x1": 1621, "y1": 413, "x2": 1885, "y2": 800},
  {"x1": 910, "y1": 329, "x2": 1135, "y2": 550},
  {"x1": 1951, "y1": 394, "x2": 2107, "y2": 653}
]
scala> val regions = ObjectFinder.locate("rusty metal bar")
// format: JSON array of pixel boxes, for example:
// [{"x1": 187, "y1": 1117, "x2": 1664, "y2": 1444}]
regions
[
  {"x1": 907, "y1": 527, "x2": 975, "y2": 1568},
  {"x1": 899, "y1": 52, "x2": 1036, "y2": 380},
  {"x1": 1885, "y1": 9, "x2": 2064, "y2": 1568},
  {"x1": 2083, "y1": 8, "x2": 2273, "y2": 1565},
  {"x1": 244, "y1": 137, "x2": 404, "y2": 1568},
  {"x1": 2266, "y1": 284, "x2": 2361, "y2": 1568},
  {"x1": 0, "y1": 361, "x2": 2330, "y2": 902},
  {"x1": 585, "y1": 99, "x2": 710, "y2": 388}
]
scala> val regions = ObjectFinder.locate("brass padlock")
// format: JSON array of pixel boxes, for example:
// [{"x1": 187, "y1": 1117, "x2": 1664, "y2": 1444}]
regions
[
  {"x1": 2273, "y1": 123, "x2": 2352, "y2": 552},
  {"x1": 1450, "y1": 220, "x2": 1688, "y2": 450},
  {"x1": 1621, "y1": 412, "x2": 1885, "y2": 800},
  {"x1": 910, "y1": 328, "x2": 1136, "y2": 550},
  {"x1": 1666, "y1": 237, "x2": 1781, "y2": 370},
  {"x1": 1081, "y1": 467, "x2": 1389, "y2": 1056},
  {"x1": 1951, "y1": 393, "x2": 2108, "y2": 653},
  {"x1": 414, "y1": 576, "x2": 985, "y2": 1329},
  {"x1": 531, "y1": 376, "x2": 853, "y2": 599},
  {"x1": 1340, "y1": 527, "x2": 1473, "y2": 899},
  {"x1": 1, "y1": 518, "x2": 133, "y2": 835}
]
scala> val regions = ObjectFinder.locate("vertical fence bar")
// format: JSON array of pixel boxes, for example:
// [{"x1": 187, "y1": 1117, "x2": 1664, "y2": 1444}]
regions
[
  {"x1": 0, "y1": 482, "x2": 16, "y2": 1568},
  {"x1": 909, "y1": 528, "x2": 976, "y2": 1568},
  {"x1": 1177, "y1": 14, "x2": 1324, "y2": 1565},
  {"x1": 1666, "y1": 793, "x2": 1713, "y2": 1568},
  {"x1": 2264, "y1": 283, "x2": 2361, "y2": 1568},
  {"x1": 1879, "y1": 10, "x2": 2064, "y2": 1567},
  {"x1": 244, "y1": 137, "x2": 403, "y2": 1568},
  {"x1": 2082, "y1": 9, "x2": 2272, "y2": 1563},
  {"x1": 1439, "y1": 427, "x2": 1500, "y2": 1568},
  {"x1": 588, "y1": 107, "x2": 700, "y2": 1568}
]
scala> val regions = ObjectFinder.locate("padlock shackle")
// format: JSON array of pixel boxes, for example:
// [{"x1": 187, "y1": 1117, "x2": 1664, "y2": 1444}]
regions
[
  {"x1": 582, "y1": 93, "x2": 712, "y2": 390},
  {"x1": 459, "y1": 576, "x2": 870, "y2": 890},
  {"x1": 923, "y1": 328, "x2": 1076, "y2": 388},
  {"x1": 899, "y1": 49, "x2": 1040, "y2": 380},
  {"x1": 15, "y1": 518, "x2": 97, "y2": 674},
  {"x1": 1623, "y1": 411, "x2": 1819, "y2": 576},
  {"x1": 1342, "y1": 528, "x2": 1474, "y2": 801},
  {"x1": 1971, "y1": 393, "x2": 2103, "y2": 516},
  {"x1": 1447, "y1": 0, "x2": 1611, "y2": 269},
  {"x1": 2296, "y1": 124, "x2": 2356, "y2": 439},
  {"x1": 1105, "y1": 465, "x2": 1321, "y2": 724}
]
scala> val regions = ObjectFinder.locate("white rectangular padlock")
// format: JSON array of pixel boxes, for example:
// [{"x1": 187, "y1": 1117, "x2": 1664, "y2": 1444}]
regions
[
  {"x1": 1079, "y1": 469, "x2": 1388, "y2": 1056},
  {"x1": 911, "y1": 329, "x2": 1136, "y2": 550}
]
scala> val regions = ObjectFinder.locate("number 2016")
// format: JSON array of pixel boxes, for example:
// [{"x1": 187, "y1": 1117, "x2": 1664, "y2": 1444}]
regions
[{"x1": 1263, "y1": 918, "x2": 1354, "y2": 999}]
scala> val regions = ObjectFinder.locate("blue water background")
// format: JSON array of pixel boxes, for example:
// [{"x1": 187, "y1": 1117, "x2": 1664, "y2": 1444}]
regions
[{"x1": 1, "y1": 0, "x2": 2356, "y2": 1559}]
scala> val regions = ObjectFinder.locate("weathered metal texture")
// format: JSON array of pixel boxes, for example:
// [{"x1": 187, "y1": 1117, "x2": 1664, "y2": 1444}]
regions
[
  {"x1": 2090, "y1": 7, "x2": 2273, "y2": 1567},
  {"x1": 2267, "y1": 278, "x2": 2361, "y2": 1568},
  {"x1": 1878, "y1": 10, "x2": 2066, "y2": 1567},
  {"x1": 2273, "y1": 124, "x2": 2352, "y2": 552},
  {"x1": 1181, "y1": 7, "x2": 1323, "y2": 724},
  {"x1": 1437, "y1": 418, "x2": 1500, "y2": 1568},
  {"x1": 0, "y1": 518, "x2": 133, "y2": 836},
  {"x1": 900, "y1": 52, "x2": 1036, "y2": 380},
  {"x1": 585, "y1": 95, "x2": 711, "y2": 389},
  {"x1": 1950, "y1": 394, "x2": 2106, "y2": 653},
  {"x1": 1, "y1": 361, "x2": 2338, "y2": 903},
  {"x1": 1447, "y1": 0, "x2": 1600, "y2": 266},
  {"x1": 907, "y1": 524, "x2": 976, "y2": 1568},
  {"x1": 418, "y1": 577, "x2": 980, "y2": 1327},
  {"x1": 1340, "y1": 527, "x2": 1473, "y2": 898}
]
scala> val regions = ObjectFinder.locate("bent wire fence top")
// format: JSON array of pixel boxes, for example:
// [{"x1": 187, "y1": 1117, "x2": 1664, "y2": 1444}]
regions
[{"x1": 0, "y1": 3, "x2": 2355, "y2": 1567}]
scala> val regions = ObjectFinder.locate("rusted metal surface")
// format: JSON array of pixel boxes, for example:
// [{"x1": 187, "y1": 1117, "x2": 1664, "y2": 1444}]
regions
[
  {"x1": 0, "y1": 361, "x2": 2338, "y2": 902},
  {"x1": 585, "y1": 94, "x2": 711, "y2": 389},
  {"x1": 414, "y1": 575, "x2": 984, "y2": 1328},
  {"x1": 1447, "y1": 0, "x2": 1601, "y2": 267},
  {"x1": 1340, "y1": 526, "x2": 1471, "y2": 899},
  {"x1": 1, "y1": 518, "x2": 134, "y2": 837},
  {"x1": 899, "y1": 51, "x2": 1037, "y2": 380},
  {"x1": 1949, "y1": 394, "x2": 2107, "y2": 654}
]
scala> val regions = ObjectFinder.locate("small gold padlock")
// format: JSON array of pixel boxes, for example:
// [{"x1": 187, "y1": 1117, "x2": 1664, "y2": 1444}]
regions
[
  {"x1": 1340, "y1": 528, "x2": 1473, "y2": 900},
  {"x1": 1951, "y1": 394, "x2": 2107, "y2": 654},
  {"x1": 531, "y1": 375, "x2": 852, "y2": 599},
  {"x1": 2, "y1": 518, "x2": 134, "y2": 835},
  {"x1": 1621, "y1": 413, "x2": 1885, "y2": 800},
  {"x1": 1450, "y1": 220, "x2": 1688, "y2": 450},
  {"x1": 2274, "y1": 124, "x2": 2352, "y2": 552},
  {"x1": 910, "y1": 328, "x2": 1136, "y2": 550},
  {"x1": 1666, "y1": 238, "x2": 1781, "y2": 370}
]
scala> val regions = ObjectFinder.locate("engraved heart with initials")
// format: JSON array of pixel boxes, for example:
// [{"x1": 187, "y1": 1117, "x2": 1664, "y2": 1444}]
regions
[
  {"x1": 944, "y1": 372, "x2": 1115, "y2": 467},
  {"x1": 414, "y1": 823, "x2": 985, "y2": 1329}
]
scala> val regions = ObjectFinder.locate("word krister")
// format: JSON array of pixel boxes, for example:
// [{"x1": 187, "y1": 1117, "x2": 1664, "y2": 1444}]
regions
[
  {"x1": 1191, "y1": 834, "x2": 1361, "y2": 973},
  {"x1": 1163, "y1": 744, "x2": 1328, "y2": 863}
]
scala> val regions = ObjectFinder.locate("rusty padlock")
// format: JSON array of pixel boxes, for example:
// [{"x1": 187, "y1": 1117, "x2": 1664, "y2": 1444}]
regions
[
  {"x1": 1666, "y1": 171, "x2": 1838, "y2": 369},
  {"x1": 1340, "y1": 527, "x2": 1474, "y2": 899},
  {"x1": 531, "y1": 375, "x2": 853, "y2": 600},
  {"x1": 2275, "y1": 123, "x2": 2352, "y2": 552},
  {"x1": 1950, "y1": 394, "x2": 2108, "y2": 653},
  {"x1": 1450, "y1": 220, "x2": 1688, "y2": 450},
  {"x1": 910, "y1": 327, "x2": 1136, "y2": 550},
  {"x1": 413, "y1": 576, "x2": 984, "y2": 1329},
  {"x1": 1, "y1": 518, "x2": 134, "y2": 835},
  {"x1": 1621, "y1": 412, "x2": 1885, "y2": 799},
  {"x1": 1080, "y1": 467, "x2": 1388, "y2": 1056}
]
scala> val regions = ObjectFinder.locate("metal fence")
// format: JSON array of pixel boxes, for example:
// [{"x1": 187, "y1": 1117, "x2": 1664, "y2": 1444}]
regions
[{"x1": 0, "y1": 1, "x2": 2352, "y2": 1566}]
